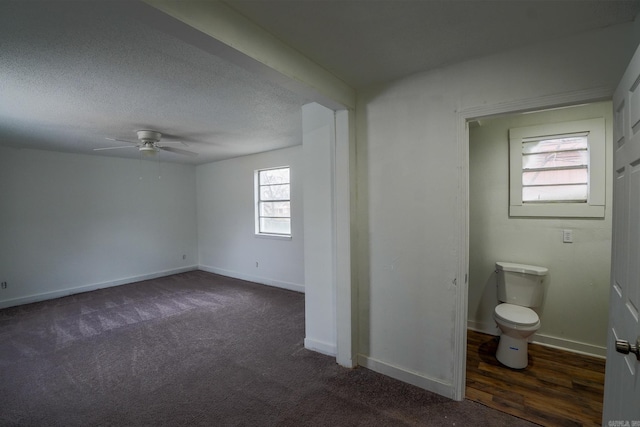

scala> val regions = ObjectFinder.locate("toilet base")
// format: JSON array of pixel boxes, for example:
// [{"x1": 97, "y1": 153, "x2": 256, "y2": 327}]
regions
[{"x1": 496, "y1": 334, "x2": 529, "y2": 369}]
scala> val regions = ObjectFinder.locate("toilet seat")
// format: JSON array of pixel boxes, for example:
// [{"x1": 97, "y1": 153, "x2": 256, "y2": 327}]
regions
[{"x1": 494, "y1": 303, "x2": 539, "y2": 326}]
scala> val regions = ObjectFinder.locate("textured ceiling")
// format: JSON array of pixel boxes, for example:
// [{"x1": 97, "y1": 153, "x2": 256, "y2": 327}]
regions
[
  {"x1": 0, "y1": 1, "x2": 309, "y2": 165},
  {"x1": 1, "y1": 1, "x2": 639, "y2": 164}
]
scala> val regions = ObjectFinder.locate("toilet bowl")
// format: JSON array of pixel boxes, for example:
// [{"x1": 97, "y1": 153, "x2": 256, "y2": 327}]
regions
[{"x1": 493, "y1": 303, "x2": 540, "y2": 369}]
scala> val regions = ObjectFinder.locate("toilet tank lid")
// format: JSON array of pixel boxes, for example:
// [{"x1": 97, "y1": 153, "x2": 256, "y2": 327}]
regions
[{"x1": 496, "y1": 262, "x2": 548, "y2": 276}]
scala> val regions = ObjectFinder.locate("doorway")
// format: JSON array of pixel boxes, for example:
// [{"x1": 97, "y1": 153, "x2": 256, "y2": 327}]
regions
[{"x1": 463, "y1": 101, "x2": 613, "y2": 422}]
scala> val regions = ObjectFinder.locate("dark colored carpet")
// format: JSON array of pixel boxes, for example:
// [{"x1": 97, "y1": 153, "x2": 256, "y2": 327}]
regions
[{"x1": 0, "y1": 271, "x2": 536, "y2": 426}]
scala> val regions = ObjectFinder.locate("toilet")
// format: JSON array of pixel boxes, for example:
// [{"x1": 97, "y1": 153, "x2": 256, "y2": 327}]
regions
[{"x1": 493, "y1": 261, "x2": 548, "y2": 369}]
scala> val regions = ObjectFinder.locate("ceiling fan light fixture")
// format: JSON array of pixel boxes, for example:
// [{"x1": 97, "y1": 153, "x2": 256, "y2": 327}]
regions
[{"x1": 139, "y1": 146, "x2": 157, "y2": 155}]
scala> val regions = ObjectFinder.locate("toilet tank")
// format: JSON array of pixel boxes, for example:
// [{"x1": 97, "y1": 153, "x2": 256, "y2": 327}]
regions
[{"x1": 496, "y1": 262, "x2": 547, "y2": 307}]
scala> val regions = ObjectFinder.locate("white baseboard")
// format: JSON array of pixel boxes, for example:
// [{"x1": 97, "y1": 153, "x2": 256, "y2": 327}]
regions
[
  {"x1": 467, "y1": 319, "x2": 500, "y2": 336},
  {"x1": 532, "y1": 333, "x2": 606, "y2": 358},
  {"x1": 357, "y1": 354, "x2": 455, "y2": 399},
  {"x1": 467, "y1": 319, "x2": 606, "y2": 359},
  {"x1": 198, "y1": 264, "x2": 304, "y2": 294},
  {"x1": 0, "y1": 265, "x2": 199, "y2": 309},
  {"x1": 304, "y1": 337, "x2": 337, "y2": 357}
]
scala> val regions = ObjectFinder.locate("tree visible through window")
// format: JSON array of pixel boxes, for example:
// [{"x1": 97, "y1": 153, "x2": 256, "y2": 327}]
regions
[{"x1": 256, "y1": 167, "x2": 291, "y2": 236}]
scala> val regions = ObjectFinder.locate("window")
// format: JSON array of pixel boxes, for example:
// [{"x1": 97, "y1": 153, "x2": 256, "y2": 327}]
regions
[
  {"x1": 255, "y1": 166, "x2": 291, "y2": 236},
  {"x1": 509, "y1": 118, "x2": 605, "y2": 217},
  {"x1": 521, "y1": 133, "x2": 589, "y2": 202}
]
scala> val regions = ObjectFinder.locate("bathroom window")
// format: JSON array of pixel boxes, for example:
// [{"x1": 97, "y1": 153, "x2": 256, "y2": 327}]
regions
[
  {"x1": 255, "y1": 166, "x2": 291, "y2": 237},
  {"x1": 509, "y1": 118, "x2": 605, "y2": 218}
]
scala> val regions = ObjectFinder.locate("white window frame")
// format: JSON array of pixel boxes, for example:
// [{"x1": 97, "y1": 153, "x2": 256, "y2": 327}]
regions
[
  {"x1": 509, "y1": 117, "x2": 605, "y2": 218},
  {"x1": 254, "y1": 166, "x2": 292, "y2": 239}
]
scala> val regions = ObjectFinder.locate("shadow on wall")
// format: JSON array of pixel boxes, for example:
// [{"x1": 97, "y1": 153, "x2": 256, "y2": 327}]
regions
[
  {"x1": 470, "y1": 267, "x2": 551, "y2": 336},
  {"x1": 471, "y1": 270, "x2": 500, "y2": 335}
]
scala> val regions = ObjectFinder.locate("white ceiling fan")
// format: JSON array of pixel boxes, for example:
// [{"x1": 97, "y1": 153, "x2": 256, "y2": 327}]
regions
[{"x1": 94, "y1": 130, "x2": 198, "y2": 157}]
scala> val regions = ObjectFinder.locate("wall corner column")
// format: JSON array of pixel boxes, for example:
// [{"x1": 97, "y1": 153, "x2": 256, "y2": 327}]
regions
[{"x1": 302, "y1": 102, "x2": 338, "y2": 357}]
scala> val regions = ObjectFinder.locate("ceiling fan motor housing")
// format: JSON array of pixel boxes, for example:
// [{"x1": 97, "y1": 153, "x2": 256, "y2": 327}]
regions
[{"x1": 137, "y1": 130, "x2": 162, "y2": 143}]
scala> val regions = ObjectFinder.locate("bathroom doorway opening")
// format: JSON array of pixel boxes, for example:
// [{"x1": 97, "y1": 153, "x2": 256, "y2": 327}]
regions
[{"x1": 464, "y1": 101, "x2": 612, "y2": 424}]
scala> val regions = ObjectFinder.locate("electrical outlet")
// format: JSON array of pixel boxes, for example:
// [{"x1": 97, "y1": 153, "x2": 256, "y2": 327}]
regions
[
  {"x1": 1, "y1": 282, "x2": 7, "y2": 289},
  {"x1": 563, "y1": 229, "x2": 573, "y2": 243}
]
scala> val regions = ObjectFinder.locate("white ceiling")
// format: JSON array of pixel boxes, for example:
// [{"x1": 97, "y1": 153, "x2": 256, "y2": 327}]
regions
[
  {"x1": 0, "y1": 1, "x2": 309, "y2": 165},
  {"x1": 228, "y1": 0, "x2": 640, "y2": 89},
  {"x1": 2, "y1": 0, "x2": 639, "y2": 165}
]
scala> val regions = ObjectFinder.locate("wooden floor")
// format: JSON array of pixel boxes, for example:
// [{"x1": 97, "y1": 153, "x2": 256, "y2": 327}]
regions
[{"x1": 466, "y1": 330, "x2": 606, "y2": 426}]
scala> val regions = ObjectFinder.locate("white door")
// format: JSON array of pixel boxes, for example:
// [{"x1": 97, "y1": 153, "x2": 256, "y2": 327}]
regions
[{"x1": 602, "y1": 43, "x2": 640, "y2": 425}]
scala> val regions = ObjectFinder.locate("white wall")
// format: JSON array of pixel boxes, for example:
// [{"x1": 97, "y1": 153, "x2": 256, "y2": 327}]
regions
[
  {"x1": 196, "y1": 146, "x2": 304, "y2": 292},
  {"x1": 469, "y1": 101, "x2": 613, "y2": 357},
  {"x1": 302, "y1": 103, "x2": 336, "y2": 356},
  {"x1": 0, "y1": 147, "x2": 198, "y2": 308},
  {"x1": 356, "y1": 22, "x2": 639, "y2": 398}
]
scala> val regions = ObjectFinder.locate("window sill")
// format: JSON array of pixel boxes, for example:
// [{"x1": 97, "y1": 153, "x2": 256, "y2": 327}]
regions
[
  {"x1": 255, "y1": 233, "x2": 292, "y2": 241},
  {"x1": 510, "y1": 204, "x2": 605, "y2": 218}
]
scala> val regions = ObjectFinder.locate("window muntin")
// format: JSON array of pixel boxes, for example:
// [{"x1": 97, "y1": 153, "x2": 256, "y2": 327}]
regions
[{"x1": 256, "y1": 167, "x2": 291, "y2": 236}]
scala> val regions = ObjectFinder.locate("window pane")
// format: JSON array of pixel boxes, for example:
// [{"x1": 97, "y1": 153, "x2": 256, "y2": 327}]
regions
[
  {"x1": 522, "y1": 136, "x2": 588, "y2": 154},
  {"x1": 259, "y1": 201, "x2": 290, "y2": 218},
  {"x1": 523, "y1": 168, "x2": 588, "y2": 186},
  {"x1": 521, "y1": 134, "x2": 589, "y2": 204},
  {"x1": 259, "y1": 168, "x2": 289, "y2": 184},
  {"x1": 260, "y1": 184, "x2": 290, "y2": 201},
  {"x1": 256, "y1": 166, "x2": 291, "y2": 236},
  {"x1": 260, "y1": 217, "x2": 291, "y2": 235},
  {"x1": 523, "y1": 184, "x2": 588, "y2": 202},
  {"x1": 523, "y1": 150, "x2": 588, "y2": 169}
]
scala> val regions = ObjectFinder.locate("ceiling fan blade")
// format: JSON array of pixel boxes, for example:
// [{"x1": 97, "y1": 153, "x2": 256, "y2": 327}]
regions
[
  {"x1": 105, "y1": 137, "x2": 137, "y2": 144},
  {"x1": 158, "y1": 140, "x2": 189, "y2": 147},
  {"x1": 93, "y1": 145, "x2": 137, "y2": 151},
  {"x1": 158, "y1": 146, "x2": 198, "y2": 157}
]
